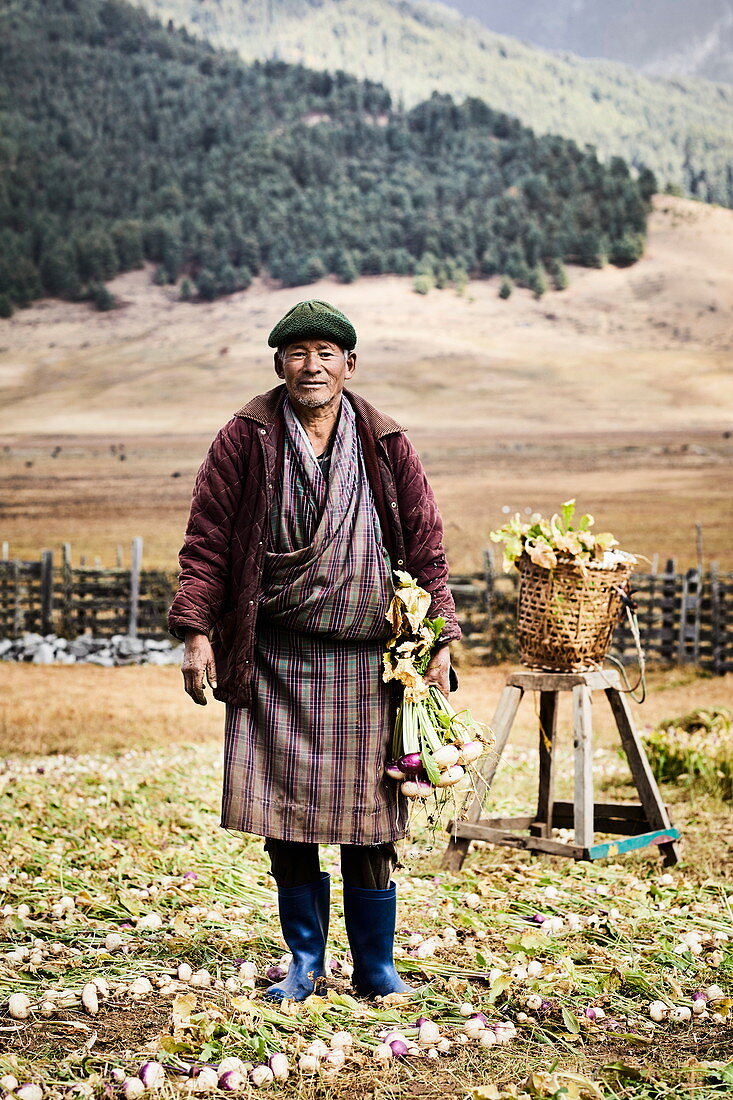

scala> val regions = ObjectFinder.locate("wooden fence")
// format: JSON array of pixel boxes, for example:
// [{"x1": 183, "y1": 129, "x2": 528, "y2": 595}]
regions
[
  {"x1": 0, "y1": 540, "x2": 176, "y2": 640},
  {"x1": 1, "y1": 542, "x2": 731, "y2": 673}
]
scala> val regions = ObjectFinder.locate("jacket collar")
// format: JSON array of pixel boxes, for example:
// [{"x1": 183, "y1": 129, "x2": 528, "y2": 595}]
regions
[{"x1": 234, "y1": 385, "x2": 405, "y2": 439}]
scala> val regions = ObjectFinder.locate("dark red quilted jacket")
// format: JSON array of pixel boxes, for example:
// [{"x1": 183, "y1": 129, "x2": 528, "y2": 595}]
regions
[{"x1": 168, "y1": 385, "x2": 460, "y2": 706}]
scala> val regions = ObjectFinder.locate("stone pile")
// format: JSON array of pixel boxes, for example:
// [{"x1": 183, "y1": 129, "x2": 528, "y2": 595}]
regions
[{"x1": 0, "y1": 633, "x2": 184, "y2": 667}]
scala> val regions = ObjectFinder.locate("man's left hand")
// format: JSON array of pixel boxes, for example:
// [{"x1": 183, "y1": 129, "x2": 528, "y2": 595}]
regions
[{"x1": 424, "y1": 645, "x2": 451, "y2": 698}]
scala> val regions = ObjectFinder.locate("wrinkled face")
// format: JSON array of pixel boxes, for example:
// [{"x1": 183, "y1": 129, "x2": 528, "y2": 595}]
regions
[{"x1": 274, "y1": 338, "x2": 356, "y2": 410}]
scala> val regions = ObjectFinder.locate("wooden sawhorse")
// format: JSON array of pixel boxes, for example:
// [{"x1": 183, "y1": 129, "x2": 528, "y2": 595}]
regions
[{"x1": 443, "y1": 668, "x2": 680, "y2": 870}]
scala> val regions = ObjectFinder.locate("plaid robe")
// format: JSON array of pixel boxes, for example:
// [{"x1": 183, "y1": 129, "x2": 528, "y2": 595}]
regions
[{"x1": 221, "y1": 397, "x2": 408, "y2": 844}]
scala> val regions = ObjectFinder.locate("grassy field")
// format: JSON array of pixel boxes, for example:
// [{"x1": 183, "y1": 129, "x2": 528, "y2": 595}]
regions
[
  {"x1": 1, "y1": 663, "x2": 731, "y2": 757},
  {"x1": 2, "y1": 427, "x2": 732, "y2": 576},
  {"x1": 1, "y1": 665, "x2": 733, "y2": 1099}
]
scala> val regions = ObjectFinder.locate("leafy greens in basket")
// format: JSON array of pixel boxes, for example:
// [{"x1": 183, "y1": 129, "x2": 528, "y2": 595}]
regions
[{"x1": 489, "y1": 498, "x2": 637, "y2": 574}]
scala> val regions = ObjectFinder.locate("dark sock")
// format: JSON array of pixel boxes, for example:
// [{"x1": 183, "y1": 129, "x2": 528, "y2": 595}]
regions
[
  {"x1": 340, "y1": 842, "x2": 397, "y2": 890},
  {"x1": 264, "y1": 838, "x2": 321, "y2": 888}
]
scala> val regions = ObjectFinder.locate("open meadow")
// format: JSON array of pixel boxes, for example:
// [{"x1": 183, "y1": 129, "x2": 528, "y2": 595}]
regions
[{"x1": 1, "y1": 194, "x2": 733, "y2": 1097}]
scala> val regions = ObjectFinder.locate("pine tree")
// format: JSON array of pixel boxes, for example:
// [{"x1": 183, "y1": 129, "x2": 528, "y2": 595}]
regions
[
  {"x1": 90, "y1": 283, "x2": 116, "y2": 311},
  {"x1": 549, "y1": 260, "x2": 569, "y2": 291},
  {"x1": 76, "y1": 231, "x2": 118, "y2": 282},
  {"x1": 609, "y1": 232, "x2": 644, "y2": 267},
  {"x1": 504, "y1": 243, "x2": 530, "y2": 286},
  {"x1": 5, "y1": 258, "x2": 43, "y2": 307},
  {"x1": 385, "y1": 249, "x2": 413, "y2": 276},
  {"x1": 333, "y1": 249, "x2": 359, "y2": 284},
  {"x1": 527, "y1": 265, "x2": 547, "y2": 299},
  {"x1": 213, "y1": 263, "x2": 239, "y2": 295},
  {"x1": 480, "y1": 246, "x2": 500, "y2": 276},
  {"x1": 40, "y1": 243, "x2": 81, "y2": 299},
  {"x1": 195, "y1": 269, "x2": 217, "y2": 301},
  {"x1": 413, "y1": 273, "x2": 434, "y2": 295},
  {"x1": 577, "y1": 230, "x2": 607, "y2": 269},
  {"x1": 111, "y1": 221, "x2": 144, "y2": 270},
  {"x1": 637, "y1": 167, "x2": 657, "y2": 205}
]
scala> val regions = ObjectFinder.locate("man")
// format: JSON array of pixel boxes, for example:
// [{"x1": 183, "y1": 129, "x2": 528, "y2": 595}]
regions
[{"x1": 169, "y1": 299, "x2": 460, "y2": 1002}]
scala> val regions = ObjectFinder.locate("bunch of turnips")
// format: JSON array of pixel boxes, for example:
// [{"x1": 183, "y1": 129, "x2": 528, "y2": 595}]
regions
[{"x1": 382, "y1": 572, "x2": 492, "y2": 803}]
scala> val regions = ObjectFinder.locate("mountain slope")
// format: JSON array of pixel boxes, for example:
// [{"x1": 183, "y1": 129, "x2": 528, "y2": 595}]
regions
[
  {"x1": 0, "y1": 0, "x2": 651, "y2": 312},
  {"x1": 444, "y1": 0, "x2": 733, "y2": 86},
  {"x1": 130, "y1": 0, "x2": 733, "y2": 205},
  {"x1": 2, "y1": 196, "x2": 731, "y2": 439},
  {"x1": 2, "y1": 193, "x2": 731, "y2": 572}
]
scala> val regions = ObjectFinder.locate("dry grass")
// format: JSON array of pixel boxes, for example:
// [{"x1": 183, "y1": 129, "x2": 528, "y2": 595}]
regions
[
  {"x1": 2, "y1": 428, "x2": 731, "y2": 573},
  {"x1": 2, "y1": 662, "x2": 731, "y2": 758},
  {"x1": 0, "y1": 664, "x2": 221, "y2": 755}
]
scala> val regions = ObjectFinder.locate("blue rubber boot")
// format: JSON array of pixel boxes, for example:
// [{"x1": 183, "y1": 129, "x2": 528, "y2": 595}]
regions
[
  {"x1": 342, "y1": 881, "x2": 414, "y2": 998},
  {"x1": 263, "y1": 873, "x2": 330, "y2": 1002}
]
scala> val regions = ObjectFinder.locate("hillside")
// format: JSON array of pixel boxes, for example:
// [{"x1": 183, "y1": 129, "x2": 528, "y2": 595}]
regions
[
  {"x1": 1, "y1": 195, "x2": 732, "y2": 572},
  {"x1": 130, "y1": 0, "x2": 733, "y2": 204},
  {"x1": 1, "y1": 196, "x2": 731, "y2": 438},
  {"x1": 1, "y1": 195, "x2": 731, "y2": 571},
  {"x1": 0, "y1": 0, "x2": 652, "y2": 314},
  {"x1": 445, "y1": 0, "x2": 733, "y2": 85}
]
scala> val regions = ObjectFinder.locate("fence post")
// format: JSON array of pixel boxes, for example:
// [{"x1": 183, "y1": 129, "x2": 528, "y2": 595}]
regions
[
  {"x1": 482, "y1": 548, "x2": 494, "y2": 626},
  {"x1": 677, "y1": 567, "x2": 701, "y2": 664},
  {"x1": 128, "y1": 536, "x2": 143, "y2": 637},
  {"x1": 722, "y1": 571, "x2": 730, "y2": 675},
  {"x1": 643, "y1": 569, "x2": 657, "y2": 656},
  {"x1": 710, "y1": 561, "x2": 722, "y2": 675},
  {"x1": 40, "y1": 550, "x2": 54, "y2": 635},
  {"x1": 660, "y1": 558, "x2": 677, "y2": 662},
  {"x1": 62, "y1": 543, "x2": 73, "y2": 637},
  {"x1": 12, "y1": 560, "x2": 22, "y2": 637}
]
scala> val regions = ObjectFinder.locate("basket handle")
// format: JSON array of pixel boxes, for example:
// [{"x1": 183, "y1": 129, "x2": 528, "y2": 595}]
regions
[{"x1": 600, "y1": 584, "x2": 647, "y2": 703}]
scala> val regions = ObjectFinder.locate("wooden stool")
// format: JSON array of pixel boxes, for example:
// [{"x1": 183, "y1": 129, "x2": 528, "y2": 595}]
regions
[{"x1": 443, "y1": 668, "x2": 680, "y2": 870}]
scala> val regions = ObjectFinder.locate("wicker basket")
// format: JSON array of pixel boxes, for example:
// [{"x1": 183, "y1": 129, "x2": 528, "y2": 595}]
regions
[{"x1": 517, "y1": 552, "x2": 634, "y2": 671}]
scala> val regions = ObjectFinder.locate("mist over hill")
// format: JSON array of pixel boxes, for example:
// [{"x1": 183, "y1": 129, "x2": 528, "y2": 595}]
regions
[
  {"x1": 443, "y1": 0, "x2": 733, "y2": 85},
  {"x1": 0, "y1": 0, "x2": 653, "y2": 315},
  {"x1": 130, "y1": 0, "x2": 733, "y2": 205}
]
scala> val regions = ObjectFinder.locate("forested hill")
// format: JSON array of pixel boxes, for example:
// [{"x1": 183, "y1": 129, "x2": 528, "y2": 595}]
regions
[
  {"x1": 131, "y1": 0, "x2": 733, "y2": 206},
  {"x1": 0, "y1": 0, "x2": 654, "y2": 314}
]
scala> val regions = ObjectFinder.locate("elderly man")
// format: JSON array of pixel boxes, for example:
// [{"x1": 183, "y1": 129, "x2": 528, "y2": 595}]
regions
[{"x1": 169, "y1": 299, "x2": 460, "y2": 1002}]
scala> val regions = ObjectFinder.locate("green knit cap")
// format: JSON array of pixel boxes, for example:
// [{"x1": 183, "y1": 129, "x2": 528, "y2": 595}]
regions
[{"x1": 267, "y1": 299, "x2": 357, "y2": 351}]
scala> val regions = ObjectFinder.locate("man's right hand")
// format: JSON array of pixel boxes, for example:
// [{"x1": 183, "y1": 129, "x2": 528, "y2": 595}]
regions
[{"x1": 182, "y1": 630, "x2": 217, "y2": 706}]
